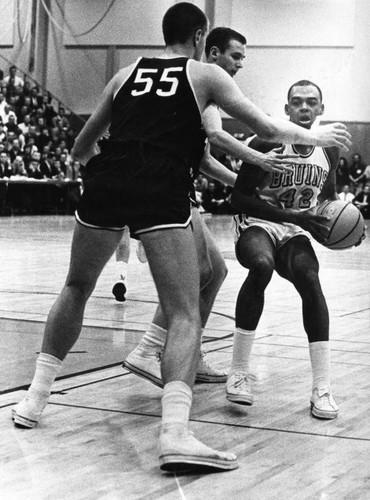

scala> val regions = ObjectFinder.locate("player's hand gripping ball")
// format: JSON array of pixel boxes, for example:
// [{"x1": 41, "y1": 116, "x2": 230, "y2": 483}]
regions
[{"x1": 314, "y1": 200, "x2": 365, "y2": 249}]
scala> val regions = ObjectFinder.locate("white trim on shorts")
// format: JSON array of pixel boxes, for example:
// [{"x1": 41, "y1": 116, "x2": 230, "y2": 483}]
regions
[
  {"x1": 75, "y1": 211, "x2": 126, "y2": 232},
  {"x1": 75, "y1": 211, "x2": 192, "y2": 235},
  {"x1": 134, "y1": 214, "x2": 192, "y2": 236}
]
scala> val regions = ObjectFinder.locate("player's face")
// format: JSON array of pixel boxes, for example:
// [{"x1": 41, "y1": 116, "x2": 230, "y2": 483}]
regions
[
  {"x1": 212, "y1": 39, "x2": 246, "y2": 77},
  {"x1": 285, "y1": 85, "x2": 324, "y2": 129}
]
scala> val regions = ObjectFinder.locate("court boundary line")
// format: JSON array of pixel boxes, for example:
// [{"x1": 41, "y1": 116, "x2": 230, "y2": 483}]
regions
[{"x1": 17, "y1": 400, "x2": 370, "y2": 443}]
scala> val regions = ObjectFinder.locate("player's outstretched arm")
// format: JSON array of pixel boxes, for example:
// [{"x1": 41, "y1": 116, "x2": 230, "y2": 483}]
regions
[
  {"x1": 202, "y1": 104, "x2": 298, "y2": 173},
  {"x1": 199, "y1": 141, "x2": 237, "y2": 187},
  {"x1": 196, "y1": 64, "x2": 352, "y2": 151}
]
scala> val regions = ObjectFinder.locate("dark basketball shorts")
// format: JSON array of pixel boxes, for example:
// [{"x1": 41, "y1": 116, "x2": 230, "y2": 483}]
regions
[{"x1": 76, "y1": 142, "x2": 193, "y2": 237}]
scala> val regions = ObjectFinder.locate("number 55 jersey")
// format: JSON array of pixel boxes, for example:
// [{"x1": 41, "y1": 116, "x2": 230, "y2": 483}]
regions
[
  {"x1": 109, "y1": 56, "x2": 205, "y2": 170},
  {"x1": 77, "y1": 57, "x2": 206, "y2": 235}
]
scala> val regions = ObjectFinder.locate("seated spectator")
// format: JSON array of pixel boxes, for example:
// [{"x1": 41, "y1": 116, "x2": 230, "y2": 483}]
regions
[
  {"x1": 1, "y1": 84, "x2": 7, "y2": 99},
  {"x1": 8, "y1": 93, "x2": 22, "y2": 117},
  {"x1": 23, "y1": 141, "x2": 39, "y2": 163},
  {"x1": 202, "y1": 180, "x2": 232, "y2": 214},
  {"x1": 195, "y1": 173, "x2": 208, "y2": 192},
  {"x1": 353, "y1": 184, "x2": 370, "y2": 219},
  {"x1": 52, "y1": 158, "x2": 66, "y2": 180},
  {"x1": 8, "y1": 137, "x2": 23, "y2": 163},
  {"x1": 356, "y1": 163, "x2": 370, "y2": 189},
  {"x1": 26, "y1": 158, "x2": 43, "y2": 179},
  {"x1": 20, "y1": 95, "x2": 32, "y2": 111},
  {"x1": 3, "y1": 65, "x2": 24, "y2": 88},
  {"x1": 29, "y1": 86, "x2": 42, "y2": 109},
  {"x1": 0, "y1": 150, "x2": 14, "y2": 178},
  {"x1": 41, "y1": 95, "x2": 57, "y2": 127},
  {"x1": 40, "y1": 152, "x2": 59, "y2": 179},
  {"x1": 37, "y1": 127, "x2": 52, "y2": 152},
  {"x1": 0, "y1": 122, "x2": 7, "y2": 142},
  {"x1": 25, "y1": 125, "x2": 41, "y2": 149},
  {"x1": 1, "y1": 104, "x2": 17, "y2": 125},
  {"x1": 52, "y1": 105, "x2": 70, "y2": 130},
  {"x1": 349, "y1": 153, "x2": 366, "y2": 195},
  {"x1": 12, "y1": 155, "x2": 28, "y2": 177},
  {"x1": 22, "y1": 80, "x2": 31, "y2": 97},
  {"x1": 193, "y1": 177, "x2": 205, "y2": 213},
  {"x1": 338, "y1": 184, "x2": 355, "y2": 203},
  {"x1": 5, "y1": 114, "x2": 21, "y2": 136},
  {"x1": 0, "y1": 92, "x2": 6, "y2": 117},
  {"x1": 18, "y1": 114, "x2": 32, "y2": 135}
]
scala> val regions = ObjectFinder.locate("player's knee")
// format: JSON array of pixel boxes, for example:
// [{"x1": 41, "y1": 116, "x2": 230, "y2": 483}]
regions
[
  {"x1": 250, "y1": 255, "x2": 274, "y2": 279},
  {"x1": 64, "y1": 277, "x2": 95, "y2": 301},
  {"x1": 199, "y1": 257, "x2": 227, "y2": 291},
  {"x1": 292, "y1": 267, "x2": 320, "y2": 293}
]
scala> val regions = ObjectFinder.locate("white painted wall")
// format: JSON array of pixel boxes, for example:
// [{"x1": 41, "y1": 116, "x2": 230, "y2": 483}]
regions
[{"x1": 1, "y1": 0, "x2": 369, "y2": 122}]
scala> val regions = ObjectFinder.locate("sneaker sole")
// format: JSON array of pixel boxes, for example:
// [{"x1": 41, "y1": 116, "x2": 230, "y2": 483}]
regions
[
  {"x1": 159, "y1": 454, "x2": 238, "y2": 472},
  {"x1": 195, "y1": 374, "x2": 227, "y2": 383},
  {"x1": 226, "y1": 393, "x2": 254, "y2": 406},
  {"x1": 123, "y1": 360, "x2": 163, "y2": 388},
  {"x1": 310, "y1": 402, "x2": 338, "y2": 420},
  {"x1": 12, "y1": 409, "x2": 38, "y2": 428}
]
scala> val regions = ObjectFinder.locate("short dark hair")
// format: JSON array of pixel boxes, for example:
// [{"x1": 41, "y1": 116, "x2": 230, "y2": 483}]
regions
[
  {"x1": 205, "y1": 27, "x2": 247, "y2": 57},
  {"x1": 287, "y1": 80, "x2": 323, "y2": 102},
  {"x1": 162, "y1": 2, "x2": 207, "y2": 45}
]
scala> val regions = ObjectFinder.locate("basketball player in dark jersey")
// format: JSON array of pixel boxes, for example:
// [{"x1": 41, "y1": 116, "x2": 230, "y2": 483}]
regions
[
  {"x1": 13, "y1": 3, "x2": 351, "y2": 472},
  {"x1": 227, "y1": 80, "x2": 361, "y2": 419},
  {"x1": 122, "y1": 27, "x2": 301, "y2": 388}
]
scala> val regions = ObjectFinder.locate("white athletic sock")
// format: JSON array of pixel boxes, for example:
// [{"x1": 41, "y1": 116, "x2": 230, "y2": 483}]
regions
[
  {"x1": 309, "y1": 341, "x2": 331, "y2": 390},
  {"x1": 28, "y1": 352, "x2": 62, "y2": 399},
  {"x1": 117, "y1": 261, "x2": 128, "y2": 281},
  {"x1": 230, "y1": 328, "x2": 255, "y2": 375},
  {"x1": 140, "y1": 323, "x2": 167, "y2": 350},
  {"x1": 162, "y1": 381, "x2": 192, "y2": 428}
]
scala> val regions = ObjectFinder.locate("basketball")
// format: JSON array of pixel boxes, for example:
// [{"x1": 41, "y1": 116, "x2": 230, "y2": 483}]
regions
[{"x1": 315, "y1": 200, "x2": 364, "y2": 250}]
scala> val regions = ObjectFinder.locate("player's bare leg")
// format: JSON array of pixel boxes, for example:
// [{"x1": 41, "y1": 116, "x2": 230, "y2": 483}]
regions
[
  {"x1": 140, "y1": 226, "x2": 238, "y2": 471},
  {"x1": 227, "y1": 227, "x2": 275, "y2": 405},
  {"x1": 124, "y1": 208, "x2": 228, "y2": 386},
  {"x1": 12, "y1": 223, "x2": 124, "y2": 428},
  {"x1": 276, "y1": 236, "x2": 338, "y2": 419}
]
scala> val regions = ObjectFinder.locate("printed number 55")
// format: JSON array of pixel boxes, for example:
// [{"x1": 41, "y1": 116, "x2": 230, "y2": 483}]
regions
[{"x1": 131, "y1": 67, "x2": 183, "y2": 97}]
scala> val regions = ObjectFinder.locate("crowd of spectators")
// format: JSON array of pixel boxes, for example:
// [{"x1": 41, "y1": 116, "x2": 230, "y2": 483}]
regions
[
  {"x1": 0, "y1": 65, "x2": 81, "y2": 183},
  {"x1": 194, "y1": 175, "x2": 234, "y2": 215},
  {"x1": 337, "y1": 153, "x2": 370, "y2": 219}
]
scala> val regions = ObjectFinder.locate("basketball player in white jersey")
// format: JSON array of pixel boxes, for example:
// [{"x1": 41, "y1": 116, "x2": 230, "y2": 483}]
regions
[
  {"x1": 227, "y1": 80, "x2": 361, "y2": 418},
  {"x1": 13, "y1": 1, "x2": 351, "y2": 473}
]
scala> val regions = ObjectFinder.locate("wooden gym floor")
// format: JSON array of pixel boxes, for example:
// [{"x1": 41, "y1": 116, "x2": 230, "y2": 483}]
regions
[{"x1": 0, "y1": 215, "x2": 369, "y2": 499}]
